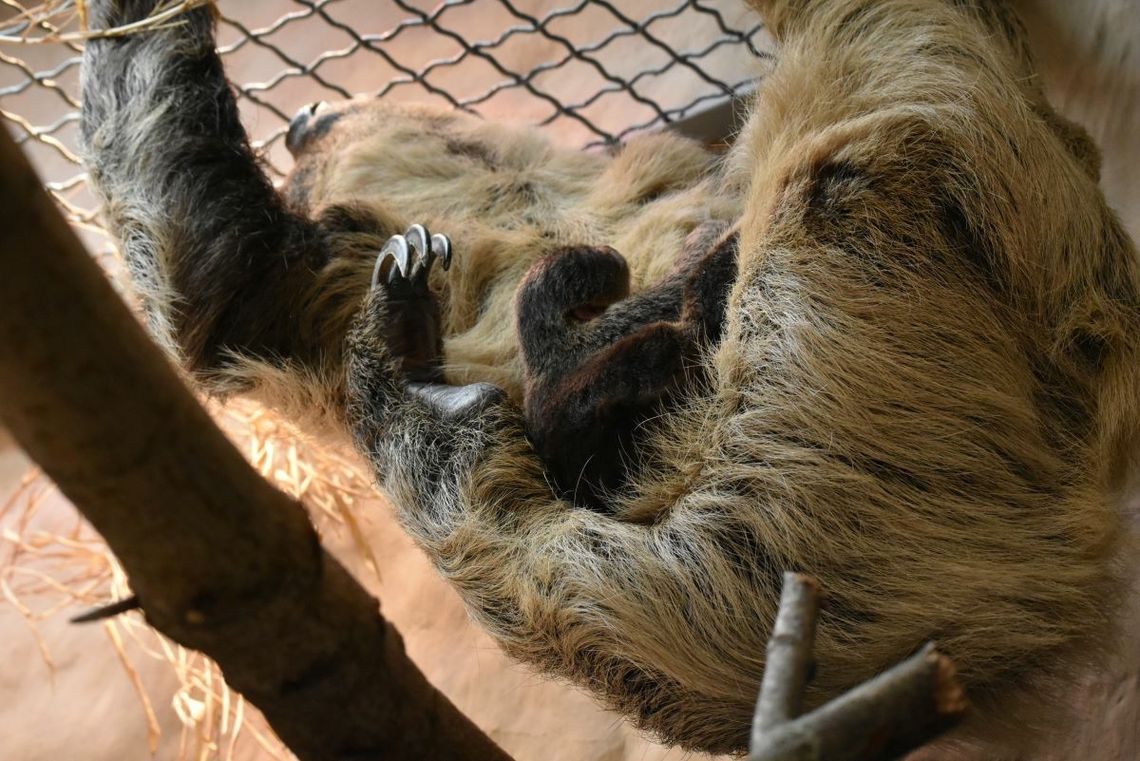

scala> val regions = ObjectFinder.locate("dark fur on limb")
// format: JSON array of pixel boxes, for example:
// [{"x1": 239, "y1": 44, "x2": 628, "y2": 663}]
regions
[
  {"x1": 515, "y1": 225, "x2": 738, "y2": 509},
  {"x1": 0, "y1": 125, "x2": 511, "y2": 761},
  {"x1": 751, "y1": 573, "x2": 967, "y2": 761}
]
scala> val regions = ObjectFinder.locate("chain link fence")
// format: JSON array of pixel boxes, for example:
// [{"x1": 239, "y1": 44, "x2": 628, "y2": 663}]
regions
[{"x1": 1, "y1": 0, "x2": 771, "y2": 253}]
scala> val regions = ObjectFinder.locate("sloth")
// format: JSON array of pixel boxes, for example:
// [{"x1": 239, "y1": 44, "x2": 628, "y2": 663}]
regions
[{"x1": 81, "y1": 0, "x2": 1140, "y2": 756}]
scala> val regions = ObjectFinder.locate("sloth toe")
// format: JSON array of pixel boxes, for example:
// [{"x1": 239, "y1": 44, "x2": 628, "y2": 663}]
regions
[{"x1": 372, "y1": 235, "x2": 410, "y2": 289}]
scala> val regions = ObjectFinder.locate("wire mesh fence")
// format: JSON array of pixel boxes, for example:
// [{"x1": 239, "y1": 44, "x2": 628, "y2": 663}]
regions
[
  {"x1": 0, "y1": 3, "x2": 769, "y2": 757},
  {"x1": 1, "y1": 0, "x2": 771, "y2": 254}
]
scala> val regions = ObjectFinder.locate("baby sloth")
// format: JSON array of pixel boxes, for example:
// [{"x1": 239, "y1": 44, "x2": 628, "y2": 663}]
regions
[
  {"x1": 374, "y1": 220, "x2": 738, "y2": 509},
  {"x1": 514, "y1": 224, "x2": 737, "y2": 508}
]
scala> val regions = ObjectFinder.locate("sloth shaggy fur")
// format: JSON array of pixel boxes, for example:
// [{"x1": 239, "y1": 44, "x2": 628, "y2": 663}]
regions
[{"x1": 81, "y1": 0, "x2": 1140, "y2": 754}]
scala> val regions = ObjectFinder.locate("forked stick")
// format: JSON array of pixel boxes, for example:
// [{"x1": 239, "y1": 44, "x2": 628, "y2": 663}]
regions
[{"x1": 751, "y1": 573, "x2": 968, "y2": 761}]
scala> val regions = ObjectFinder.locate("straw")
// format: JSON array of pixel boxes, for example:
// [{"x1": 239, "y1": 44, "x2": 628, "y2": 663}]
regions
[
  {"x1": 1, "y1": 394, "x2": 380, "y2": 760},
  {"x1": 0, "y1": 0, "x2": 217, "y2": 44}
]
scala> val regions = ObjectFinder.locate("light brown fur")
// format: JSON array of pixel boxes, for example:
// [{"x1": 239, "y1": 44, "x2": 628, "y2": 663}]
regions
[
  {"x1": 83, "y1": 0, "x2": 1140, "y2": 755},
  {"x1": 346, "y1": 1, "x2": 1140, "y2": 753}
]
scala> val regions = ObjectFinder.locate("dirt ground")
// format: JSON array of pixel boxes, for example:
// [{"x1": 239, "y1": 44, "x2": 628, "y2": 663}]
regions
[{"x1": 1, "y1": 1, "x2": 1138, "y2": 760}]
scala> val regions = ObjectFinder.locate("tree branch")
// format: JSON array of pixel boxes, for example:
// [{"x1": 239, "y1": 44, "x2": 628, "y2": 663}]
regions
[
  {"x1": 754, "y1": 572, "x2": 820, "y2": 730},
  {"x1": 0, "y1": 125, "x2": 512, "y2": 761},
  {"x1": 751, "y1": 574, "x2": 968, "y2": 761}
]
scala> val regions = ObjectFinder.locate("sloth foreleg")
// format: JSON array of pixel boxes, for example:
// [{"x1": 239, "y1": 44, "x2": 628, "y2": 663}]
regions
[{"x1": 81, "y1": 1, "x2": 332, "y2": 386}]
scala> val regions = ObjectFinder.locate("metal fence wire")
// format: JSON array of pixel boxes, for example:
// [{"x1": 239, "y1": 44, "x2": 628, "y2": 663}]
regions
[{"x1": 1, "y1": 0, "x2": 770, "y2": 249}]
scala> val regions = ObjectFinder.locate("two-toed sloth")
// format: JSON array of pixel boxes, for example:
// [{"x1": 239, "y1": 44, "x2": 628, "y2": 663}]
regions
[{"x1": 81, "y1": 0, "x2": 1140, "y2": 755}]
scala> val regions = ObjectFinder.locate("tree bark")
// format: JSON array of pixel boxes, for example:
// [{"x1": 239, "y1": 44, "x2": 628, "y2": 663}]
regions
[
  {"x1": 0, "y1": 125, "x2": 512, "y2": 761},
  {"x1": 754, "y1": 572, "x2": 820, "y2": 731},
  {"x1": 750, "y1": 574, "x2": 968, "y2": 761}
]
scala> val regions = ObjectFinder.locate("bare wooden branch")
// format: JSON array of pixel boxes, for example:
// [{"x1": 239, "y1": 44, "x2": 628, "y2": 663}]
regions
[
  {"x1": 0, "y1": 125, "x2": 513, "y2": 761},
  {"x1": 754, "y1": 571, "x2": 820, "y2": 731},
  {"x1": 751, "y1": 575, "x2": 968, "y2": 761}
]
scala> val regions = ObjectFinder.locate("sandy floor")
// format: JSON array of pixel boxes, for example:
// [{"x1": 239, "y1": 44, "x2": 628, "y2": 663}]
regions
[{"x1": 1, "y1": 1, "x2": 1138, "y2": 760}]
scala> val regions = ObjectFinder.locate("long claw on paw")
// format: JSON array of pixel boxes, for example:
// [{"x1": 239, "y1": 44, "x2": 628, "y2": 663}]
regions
[
  {"x1": 407, "y1": 381, "x2": 505, "y2": 418},
  {"x1": 371, "y1": 235, "x2": 411, "y2": 289},
  {"x1": 405, "y1": 224, "x2": 436, "y2": 279},
  {"x1": 404, "y1": 223, "x2": 430, "y2": 256},
  {"x1": 371, "y1": 225, "x2": 454, "y2": 289},
  {"x1": 431, "y1": 233, "x2": 452, "y2": 271}
]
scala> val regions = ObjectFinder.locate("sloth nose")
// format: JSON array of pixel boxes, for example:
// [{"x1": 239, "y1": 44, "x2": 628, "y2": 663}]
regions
[{"x1": 286, "y1": 101, "x2": 329, "y2": 157}]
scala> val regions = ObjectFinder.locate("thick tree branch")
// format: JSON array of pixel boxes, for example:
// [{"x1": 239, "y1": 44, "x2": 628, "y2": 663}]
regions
[
  {"x1": 751, "y1": 574, "x2": 968, "y2": 761},
  {"x1": 0, "y1": 125, "x2": 512, "y2": 761}
]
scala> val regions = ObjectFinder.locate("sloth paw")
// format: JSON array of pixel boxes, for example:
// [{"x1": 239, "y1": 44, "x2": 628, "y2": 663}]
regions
[
  {"x1": 370, "y1": 224, "x2": 453, "y2": 383},
  {"x1": 518, "y1": 245, "x2": 630, "y2": 324}
]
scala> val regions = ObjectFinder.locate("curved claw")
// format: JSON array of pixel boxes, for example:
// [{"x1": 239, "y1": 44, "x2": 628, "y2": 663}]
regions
[
  {"x1": 407, "y1": 381, "x2": 505, "y2": 419},
  {"x1": 404, "y1": 224, "x2": 430, "y2": 256},
  {"x1": 431, "y1": 233, "x2": 453, "y2": 271},
  {"x1": 371, "y1": 234, "x2": 411, "y2": 289},
  {"x1": 405, "y1": 224, "x2": 435, "y2": 279},
  {"x1": 370, "y1": 225, "x2": 455, "y2": 288}
]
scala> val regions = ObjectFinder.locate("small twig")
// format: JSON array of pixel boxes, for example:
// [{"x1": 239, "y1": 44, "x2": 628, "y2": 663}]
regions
[
  {"x1": 750, "y1": 574, "x2": 968, "y2": 761},
  {"x1": 71, "y1": 593, "x2": 141, "y2": 623},
  {"x1": 754, "y1": 572, "x2": 820, "y2": 731}
]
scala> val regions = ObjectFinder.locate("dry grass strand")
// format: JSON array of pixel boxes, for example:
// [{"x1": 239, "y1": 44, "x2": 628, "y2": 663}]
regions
[
  {"x1": 0, "y1": 396, "x2": 377, "y2": 761},
  {"x1": 1, "y1": 0, "x2": 216, "y2": 44}
]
